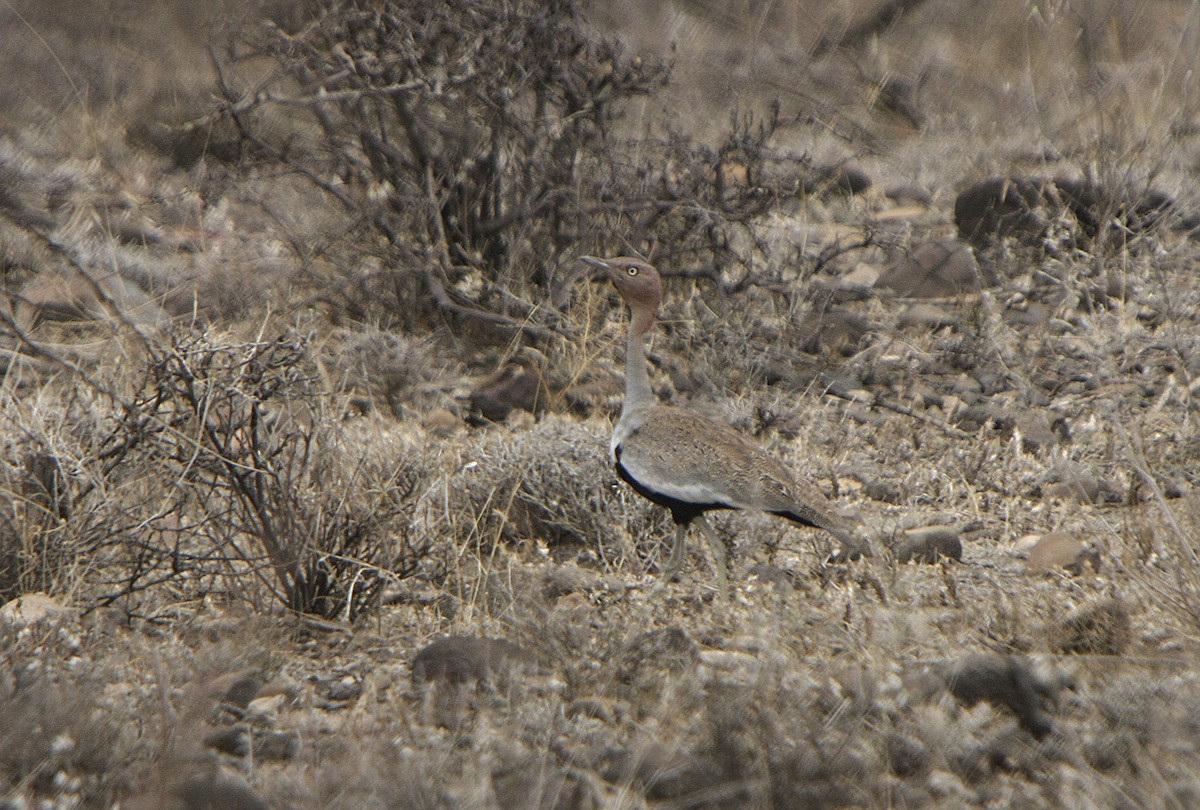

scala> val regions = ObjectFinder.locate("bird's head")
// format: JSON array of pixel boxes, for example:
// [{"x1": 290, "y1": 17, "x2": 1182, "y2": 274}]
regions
[{"x1": 578, "y1": 255, "x2": 662, "y2": 315}]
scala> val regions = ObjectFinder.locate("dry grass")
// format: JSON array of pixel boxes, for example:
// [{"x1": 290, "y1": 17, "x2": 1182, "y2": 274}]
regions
[{"x1": 1, "y1": 0, "x2": 1200, "y2": 807}]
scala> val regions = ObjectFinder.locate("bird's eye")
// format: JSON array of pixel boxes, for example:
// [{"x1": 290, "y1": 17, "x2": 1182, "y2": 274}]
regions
[{"x1": 627, "y1": 267, "x2": 639, "y2": 276}]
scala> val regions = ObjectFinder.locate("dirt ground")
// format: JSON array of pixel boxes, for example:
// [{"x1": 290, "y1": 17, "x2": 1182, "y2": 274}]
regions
[{"x1": 2, "y1": 1, "x2": 1200, "y2": 808}]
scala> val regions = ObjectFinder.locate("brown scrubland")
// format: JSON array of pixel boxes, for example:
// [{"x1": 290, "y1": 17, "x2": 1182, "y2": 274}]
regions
[{"x1": 2, "y1": 1, "x2": 1200, "y2": 807}]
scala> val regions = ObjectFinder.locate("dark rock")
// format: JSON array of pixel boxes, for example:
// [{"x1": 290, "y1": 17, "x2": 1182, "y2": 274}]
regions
[
  {"x1": 175, "y1": 767, "x2": 270, "y2": 810},
  {"x1": 941, "y1": 654, "x2": 1057, "y2": 739},
  {"x1": 1053, "y1": 176, "x2": 1178, "y2": 237},
  {"x1": 807, "y1": 164, "x2": 872, "y2": 196},
  {"x1": 466, "y1": 355, "x2": 550, "y2": 424},
  {"x1": 219, "y1": 672, "x2": 264, "y2": 712},
  {"x1": 411, "y1": 636, "x2": 539, "y2": 686},
  {"x1": 885, "y1": 732, "x2": 929, "y2": 777},
  {"x1": 894, "y1": 527, "x2": 963, "y2": 564},
  {"x1": 204, "y1": 727, "x2": 250, "y2": 757},
  {"x1": 862, "y1": 478, "x2": 902, "y2": 504},
  {"x1": 955, "y1": 177, "x2": 1054, "y2": 247},
  {"x1": 254, "y1": 730, "x2": 301, "y2": 761},
  {"x1": 323, "y1": 675, "x2": 363, "y2": 701}
]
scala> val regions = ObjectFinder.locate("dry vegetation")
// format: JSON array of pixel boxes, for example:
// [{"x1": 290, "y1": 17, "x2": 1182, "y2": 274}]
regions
[{"x1": 2, "y1": 0, "x2": 1200, "y2": 807}]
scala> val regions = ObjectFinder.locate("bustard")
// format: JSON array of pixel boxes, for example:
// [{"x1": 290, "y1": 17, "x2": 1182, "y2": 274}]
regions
[{"x1": 580, "y1": 255, "x2": 867, "y2": 596}]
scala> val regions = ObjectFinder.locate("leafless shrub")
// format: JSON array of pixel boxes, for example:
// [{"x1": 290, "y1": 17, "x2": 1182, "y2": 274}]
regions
[{"x1": 0, "y1": 321, "x2": 438, "y2": 619}]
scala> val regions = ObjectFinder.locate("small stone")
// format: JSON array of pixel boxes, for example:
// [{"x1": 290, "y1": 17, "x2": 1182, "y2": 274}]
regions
[
  {"x1": 0, "y1": 593, "x2": 74, "y2": 629},
  {"x1": 423, "y1": 407, "x2": 462, "y2": 437},
  {"x1": 543, "y1": 563, "x2": 625, "y2": 598},
  {"x1": 566, "y1": 697, "x2": 627, "y2": 724},
  {"x1": 745, "y1": 563, "x2": 795, "y2": 590},
  {"x1": 894, "y1": 527, "x2": 963, "y2": 564},
  {"x1": 1021, "y1": 532, "x2": 1101, "y2": 575},
  {"x1": 885, "y1": 732, "x2": 929, "y2": 777},
  {"x1": 876, "y1": 238, "x2": 981, "y2": 298},
  {"x1": 862, "y1": 478, "x2": 902, "y2": 504},
  {"x1": 204, "y1": 727, "x2": 250, "y2": 757},
  {"x1": 254, "y1": 730, "x2": 301, "y2": 761},
  {"x1": 323, "y1": 675, "x2": 363, "y2": 702},
  {"x1": 175, "y1": 766, "x2": 270, "y2": 810}
]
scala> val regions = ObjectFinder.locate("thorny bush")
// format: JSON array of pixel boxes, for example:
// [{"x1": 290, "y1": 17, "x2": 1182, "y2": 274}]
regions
[
  {"x1": 222, "y1": 0, "x2": 831, "y2": 336},
  {"x1": 1, "y1": 328, "x2": 435, "y2": 618}
]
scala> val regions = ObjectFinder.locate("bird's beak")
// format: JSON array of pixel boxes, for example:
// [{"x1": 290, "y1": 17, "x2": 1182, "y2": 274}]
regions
[
  {"x1": 578, "y1": 256, "x2": 610, "y2": 270},
  {"x1": 576, "y1": 256, "x2": 609, "y2": 282},
  {"x1": 551, "y1": 256, "x2": 610, "y2": 308}
]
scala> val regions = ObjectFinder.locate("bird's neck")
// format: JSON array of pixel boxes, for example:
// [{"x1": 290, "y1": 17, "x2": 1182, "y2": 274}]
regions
[{"x1": 622, "y1": 308, "x2": 656, "y2": 414}]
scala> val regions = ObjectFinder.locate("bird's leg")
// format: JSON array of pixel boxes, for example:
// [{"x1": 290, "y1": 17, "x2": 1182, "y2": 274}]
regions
[
  {"x1": 694, "y1": 515, "x2": 730, "y2": 599},
  {"x1": 660, "y1": 523, "x2": 689, "y2": 583}
]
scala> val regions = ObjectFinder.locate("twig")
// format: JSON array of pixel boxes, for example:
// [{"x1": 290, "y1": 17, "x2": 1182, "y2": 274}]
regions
[{"x1": 820, "y1": 376, "x2": 975, "y2": 440}]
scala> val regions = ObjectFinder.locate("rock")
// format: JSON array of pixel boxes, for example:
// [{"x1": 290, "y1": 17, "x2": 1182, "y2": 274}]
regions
[
  {"x1": 1019, "y1": 532, "x2": 1102, "y2": 575},
  {"x1": 466, "y1": 349, "x2": 550, "y2": 425},
  {"x1": 940, "y1": 654, "x2": 1057, "y2": 738},
  {"x1": 1040, "y1": 466, "x2": 1121, "y2": 504},
  {"x1": 875, "y1": 238, "x2": 981, "y2": 298},
  {"x1": 323, "y1": 675, "x2": 363, "y2": 702},
  {"x1": 0, "y1": 593, "x2": 73, "y2": 629},
  {"x1": 698, "y1": 649, "x2": 763, "y2": 686},
  {"x1": 1052, "y1": 599, "x2": 1132, "y2": 656},
  {"x1": 218, "y1": 671, "x2": 264, "y2": 712},
  {"x1": 862, "y1": 478, "x2": 902, "y2": 504},
  {"x1": 565, "y1": 697, "x2": 628, "y2": 724},
  {"x1": 897, "y1": 302, "x2": 959, "y2": 329},
  {"x1": 806, "y1": 164, "x2": 872, "y2": 196},
  {"x1": 543, "y1": 563, "x2": 625, "y2": 598},
  {"x1": 174, "y1": 765, "x2": 270, "y2": 810},
  {"x1": 1011, "y1": 409, "x2": 1069, "y2": 452},
  {"x1": 745, "y1": 563, "x2": 796, "y2": 590},
  {"x1": 253, "y1": 730, "x2": 301, "y2": 762},
  {"x1": 1052, "y1": 176, "x2": 1178, "y2": 237},
  {"x1": 955, "y1": 176, "x2": 1053, "y2": 247},
  {"x1": 927, "y1": 768, "x2": 977, "y2": 802},
  {"x1": 203, "y1": 727, "x2": 250, "y2": 757},
  {"x1": 894, "y1": 527, "x2": 963, "y2": 564},
  {"x1": 792, "y1": 307, "x2": 871, "y2": 355},
  {"x1": 885, "y1": 732, "x2": 929, "y2": 777},
  {"x1": 423, "y1": 407, "x2": 462, "y2": 436},
  {"x1": 410, "y1": 636, "x2": 540, "y2": 686}
]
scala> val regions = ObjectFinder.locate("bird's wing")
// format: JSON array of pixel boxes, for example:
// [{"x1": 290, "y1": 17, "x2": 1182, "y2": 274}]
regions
[{"x1": 616, "y1": 407, "x2": 843, "y2": 524}]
